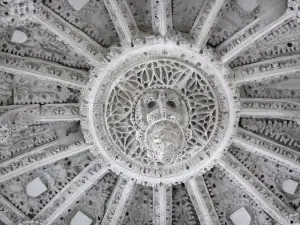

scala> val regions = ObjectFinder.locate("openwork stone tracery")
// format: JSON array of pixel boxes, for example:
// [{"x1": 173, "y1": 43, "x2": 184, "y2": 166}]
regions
[{"x1": 1, "y1": 0, "x2": 300, "y2": 224}]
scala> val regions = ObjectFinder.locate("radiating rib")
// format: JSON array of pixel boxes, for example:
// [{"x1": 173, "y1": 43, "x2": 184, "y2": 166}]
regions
[
  {"x1": 32, "y1": 3, "x2": 106, "y2": 65},
  {"x1": 217, "y1": 12, "x2": 293, "y2": 64},
  {"x1": 0, "y1": 52, "x2": 88, "y2": 89},
  {"x1": 190, "y1": 0, "x2": 225, "y2": 47},
  {"x1": 234, "y1": 128, "x2": 300, "y2": 172},
  {"x1": 0, "y1": 195, "x2": 29, "y2": 225},
  {"x1": 103, "y1": 0, "x2": 139, "y2": 44},
  {"x1": 0, "y1": 141, "x2": 91, "y2": 183},
  {"x1": 35, "y1": 160, "x2": 108, "y2": 225},
  {"x1": 233, "y1": 54, "x2": 300, "y2": 85},
  {"x1": 152, "y1": 0, "x2": 173, "y2": 36},
  {"x1": 186, "y1": 176, "x2": 220, "y2": 225},
  {"x1": 219, "y1": 153, "x2": 296, "y2": 224},
  {"x1": 240, "y1": 98, "x2": 300, "y2": 121},
  {"x1": 101, "y1": 178, "x2": 135, "y2": 225},
  {"x1": 0, "y1": 104, "x2": 80, "y2": 123},
  {"x1": 153, "y1": 185, "x2": 172, "y2": 225}
]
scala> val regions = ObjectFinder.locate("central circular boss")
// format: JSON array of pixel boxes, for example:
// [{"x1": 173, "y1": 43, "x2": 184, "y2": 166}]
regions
[{"x1": 81, "y1": 41, "x2": 238, "y2": 185}]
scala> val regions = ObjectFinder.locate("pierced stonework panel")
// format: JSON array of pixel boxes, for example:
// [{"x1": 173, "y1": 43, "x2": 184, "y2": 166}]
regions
[
  {"x1": 82, "y1": 39, "x2": 238, "y2": 185},
  {"x1": 0, "y1": 151, "x2": 95, "y2": 219},
  {"x1": 204, "y1": 167, "x2": 276, "y2": 225},
  {"x1": 52, "y1": 173, "x2": 118, "y2": 225}
]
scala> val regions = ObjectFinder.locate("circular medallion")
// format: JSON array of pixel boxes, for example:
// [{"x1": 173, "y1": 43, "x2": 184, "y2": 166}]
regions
[{"x1": 81, "y1": 38, "x2": 239, "y2": 185}]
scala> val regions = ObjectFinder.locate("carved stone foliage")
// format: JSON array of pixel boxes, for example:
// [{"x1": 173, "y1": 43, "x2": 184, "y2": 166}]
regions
[
  {"x1": 208, "y1": 0, "x2": 258, "y2": 46},
  {"x1": 0, "y1": 72, "x2": 13, "y2": 106},
  {"x1": 240, "y1": 118, "x2": 300, "y2": 149},
  {"x1": 230, "y1": 18, "x2": 300, "y2": 67},
  {"x1": 0, "y1": 23, "x2": 89, "y2": 68},
  {"x1": 242, "y1": 78, "x2": 300, "y2": 99},
  {"x1": 0, "y1": 0, "x2": 37, "y2": 27},
  {"x1": 0, "y1": 122, "x2": 59, "y2": 161},
  {"x1": 13, "y1": 75, "x2": 80, "y2": 105},
  {"x1": 172, "y1": 184, "x2": 200, "y2": 225},
  {"x1": 52, "y1": 172, "x2": 117, "y2": 224},
  {"x1": 43, "y1": 0, "x2": 119, "y2": 47},
  {"x1": 0, "y1": 151, "x2": 95, "y2": 218},
  {"x1": 231, "y1": 146, "x2": 300, "y2": 211},
  {"x1": 122, "y1": 184, "x2": 153, "y2": 225},
  {"x1": 204, "y1": 167, "x2": 276, "y2": 224},
  {"x1": 173, "y1": 0, "x2": 205, "y2": 33}
]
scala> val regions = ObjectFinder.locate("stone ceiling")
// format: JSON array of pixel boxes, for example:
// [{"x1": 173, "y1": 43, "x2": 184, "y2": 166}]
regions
[{"x1": 1, "y1": 0, "x2": 300, "y2": 224}]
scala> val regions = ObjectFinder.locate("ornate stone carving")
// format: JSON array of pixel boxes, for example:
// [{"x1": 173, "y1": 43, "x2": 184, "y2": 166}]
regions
[
  {"x1": 0, "y1": 151, "x2": 94, "y2": 218},
  {"x1": 172, "y1": 183, "x2": 200, "y2": 225},
  {"x1": 204, "y1": 166, "x2": 276, "y2": 225},
  {"x1": 0, "y1": 0, "x2": 38, "y2": 27},
  {"x1": 81, "y1": 37, "x2": 239, "y2": 185},
  {"x1": 219, "y1": 153, "x2": 299, "y2": 224},
  {"x1": 52, "y1": 173, "x2": 118, "y2": 225}
]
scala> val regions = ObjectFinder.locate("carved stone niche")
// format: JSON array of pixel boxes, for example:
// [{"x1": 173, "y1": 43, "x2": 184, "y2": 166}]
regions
[{"x1": 81, "y1": 38, "x2": 239, "y2": 186}]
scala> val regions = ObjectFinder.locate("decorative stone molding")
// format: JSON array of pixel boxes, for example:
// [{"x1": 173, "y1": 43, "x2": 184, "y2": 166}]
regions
[
  {"x1": 231, "y1": 146, "x2": 300, "y2": 211},
  {"x1": 103, "y1": 0, "x2": 139, "y2": 44},
  {"x1": 0, "y1": 0, "x2": 38, "y2": 27},
  {"x1": 81, "y1": 36, "x2": 239, "y2": 185},
  {"x1": 190, "y1": 0, "x2": 226, "y2": 47},
  {"x1": 217, "y1": 8, "x2": 294, "y2": 63},
  {"x1": 0, "y1": 52, "x2": 88, "y2": 89},
  {"x1": 233, "y1": 54, "x2": 300, "y2": 85},
  {"x1": 240, "y1": 98, "x2": 300, "y2": 122},
  {"x1": 153, "y1": 185, "x2": 172, "y2": 225},
  {"x1": 152, "y1": 0, "x2": 173, "y2": 36},
  {"x1": 234, "y1": 128, "x2": 300, "y2": 173},
  {"x1": 35, "y1": 159, "x2": 109, "y2": 225},
  {"x1": 186, "y1": 176, "x2": 220, "y2": 225},
  {"x1": 0, "y1": 140, "x2": 91, "y2": 183},
  {"x1": 101, "y1": 178, "x2": 135, "y2": 225},
  {"x1": 32, "y1": 3, "x2": 106, "y2": 65},
  {"x1": 219, "y1": 153, "x2": 299, "y2": 224},
  {"x1": 0, "y1": 195, "x2": 29, "y2": 225}
]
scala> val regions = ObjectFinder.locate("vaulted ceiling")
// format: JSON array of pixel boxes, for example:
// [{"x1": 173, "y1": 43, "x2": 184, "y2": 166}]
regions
[{"x1": 1, "y1": 0, "x2": 300, "y2": 225}]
